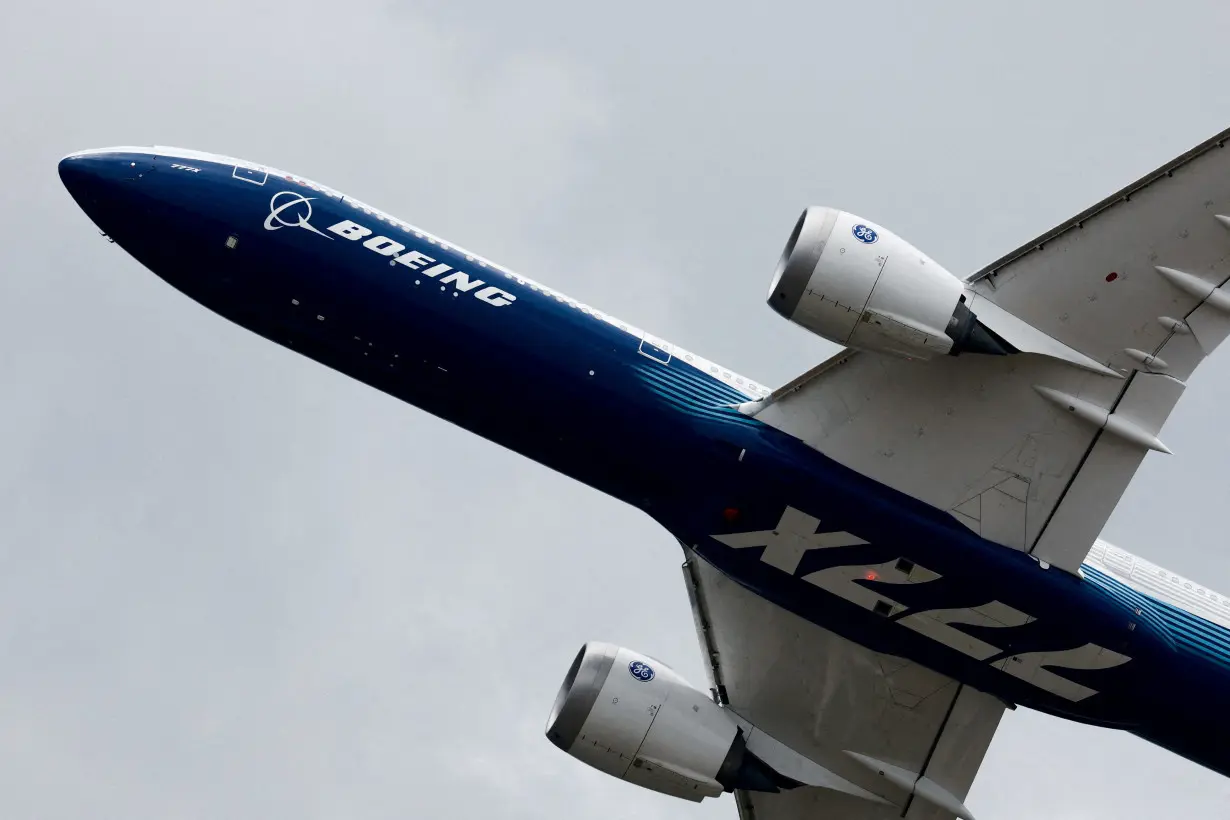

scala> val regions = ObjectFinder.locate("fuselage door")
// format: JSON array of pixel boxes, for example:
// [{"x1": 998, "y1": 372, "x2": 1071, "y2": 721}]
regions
[
  {"x1": 1104, "y1": 546, "x2": 1136, "y2": 580},
  {"x1": 639, "y1": 336, "x2": 672, "y2": 365},
  {"x1": 232, "y1": 163, "x2": 268, "y2": 186}
]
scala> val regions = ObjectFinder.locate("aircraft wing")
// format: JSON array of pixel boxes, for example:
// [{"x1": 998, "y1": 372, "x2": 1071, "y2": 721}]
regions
[
  {"x1": 746, "y1": 126, "x2": 1230, "y2": 575},
  {"x1": 682, "y1": 549, "x2": 1004, "y2": 819}
]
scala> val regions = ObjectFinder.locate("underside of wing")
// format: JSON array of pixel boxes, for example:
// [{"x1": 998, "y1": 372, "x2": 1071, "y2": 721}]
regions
[
  {"x1": 745, "y1": 126, "x2": 1230, "y2": 574},
  {"x1": 682, "y1": 548, "x2": 1005, "y2": 820}
]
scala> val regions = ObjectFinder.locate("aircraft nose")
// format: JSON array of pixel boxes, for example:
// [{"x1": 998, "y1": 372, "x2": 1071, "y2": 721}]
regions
[
  {"x1": 59, "y1": 148, "x2": 159, "y2": 238},
  {"x1": 59, "y1": 150, "x2": 139, "y2": 201},
  {"x1": 58, "y1": 152, "x2": 97, "y2": 202}
]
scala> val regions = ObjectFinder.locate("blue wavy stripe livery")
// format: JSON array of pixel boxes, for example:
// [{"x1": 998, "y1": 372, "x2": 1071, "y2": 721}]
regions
[
  {"x1": 1084, "y1": 564, "x2": 1230, "y2": 666},
  {"x1": 634, "y1": 361, "x2": 761, "y2": 427}
]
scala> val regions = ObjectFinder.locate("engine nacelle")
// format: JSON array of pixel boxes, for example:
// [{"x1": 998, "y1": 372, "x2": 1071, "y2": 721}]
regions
[
  {"x1": 545, "y1": 642, "x2": 794, "y2": 802},
  {"x1": 768, "y1": 207, "x2": 1010, "y2": 359}
]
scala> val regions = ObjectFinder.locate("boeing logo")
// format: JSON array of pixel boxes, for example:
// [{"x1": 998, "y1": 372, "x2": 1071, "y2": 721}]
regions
[
  {"x1": 259, "y1": 195, "x2": 517, "y2": 307},
  {"x1": 712, "y1": 506, "x2": 1131, "y2": 702},
  {"x1": 325, "y1": 218, "x2": 516, "y2": 308},
  {"x1": 264, "y1": 191, "x2": 334, "y2": 239}
]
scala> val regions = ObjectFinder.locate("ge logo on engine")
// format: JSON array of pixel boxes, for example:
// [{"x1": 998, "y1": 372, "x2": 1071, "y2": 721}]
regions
[
  {"x1": 852, "y1": 224, "x2": 879, "y2": 244},
  {"x1": 628, "y1": 660, "x2": 655, "y2": 682}
]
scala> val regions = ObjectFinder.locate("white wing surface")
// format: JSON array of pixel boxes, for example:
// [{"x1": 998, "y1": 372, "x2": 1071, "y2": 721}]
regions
[
  {"x1": 747, "y1": 126, "x2": 1230, "y2": 574},
  {"x1": 682, "y1": 551, "x2": 1005, "y2": 820}
]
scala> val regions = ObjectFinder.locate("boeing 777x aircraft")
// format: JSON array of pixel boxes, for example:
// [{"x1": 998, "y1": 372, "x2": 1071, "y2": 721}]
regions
[{"x1": 60, "y1": 127, "x2": 1230, "y2": 819}]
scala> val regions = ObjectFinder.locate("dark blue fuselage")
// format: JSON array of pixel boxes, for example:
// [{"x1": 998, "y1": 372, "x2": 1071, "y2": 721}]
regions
[{"x1": 59, "y1": 149, "x2": 1230, "y2": 778}]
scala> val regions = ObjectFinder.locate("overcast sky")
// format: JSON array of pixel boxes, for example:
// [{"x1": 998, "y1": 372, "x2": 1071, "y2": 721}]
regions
[{"x1": 4, "y1": 2, "x2": 1230, "y2": 818}]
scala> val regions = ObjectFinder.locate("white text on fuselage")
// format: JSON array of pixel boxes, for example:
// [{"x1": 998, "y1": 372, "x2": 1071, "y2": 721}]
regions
[
  {"x1": 712, "y1": 506, "x2": 1131, "y2": 702},
  {"x1": 327, "y1": 219, "x2": 516, "y2": 308}
]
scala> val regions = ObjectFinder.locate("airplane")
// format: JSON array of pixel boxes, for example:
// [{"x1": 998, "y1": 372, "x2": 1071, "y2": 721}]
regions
[{"x1": 58, "y1": 127, "x2": 1230, "y2": 819}]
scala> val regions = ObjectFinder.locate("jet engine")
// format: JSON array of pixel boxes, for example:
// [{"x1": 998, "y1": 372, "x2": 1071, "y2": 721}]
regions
[
  {"x1": 545, "y1": 642, "x2": 796, "y2": 802},
  {"x1": 767, "y1": 207, "x2": 1010, "y2": 359}
]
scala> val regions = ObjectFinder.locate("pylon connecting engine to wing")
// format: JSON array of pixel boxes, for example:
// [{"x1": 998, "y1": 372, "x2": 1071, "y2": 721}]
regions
[
  {"x1": 768, "y1": 207, "x2": 1012, "y2": 359},
  {"x1": 544, "y1": 642, "x2": 797, "y2": 802}
]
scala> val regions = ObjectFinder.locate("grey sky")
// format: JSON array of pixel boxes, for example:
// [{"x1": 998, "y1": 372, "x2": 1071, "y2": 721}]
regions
[{"x1": 4, "y1": 1, "x2": 1230, "y2": 817}]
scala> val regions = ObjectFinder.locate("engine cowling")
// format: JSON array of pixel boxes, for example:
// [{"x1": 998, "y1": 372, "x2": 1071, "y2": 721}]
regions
[
  {"x1": 545, "y1": 642, "x2": 795, "y2": 802},
  {"x1": 768, "y1": 207, "x2": 1010, "y2": 359}
]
